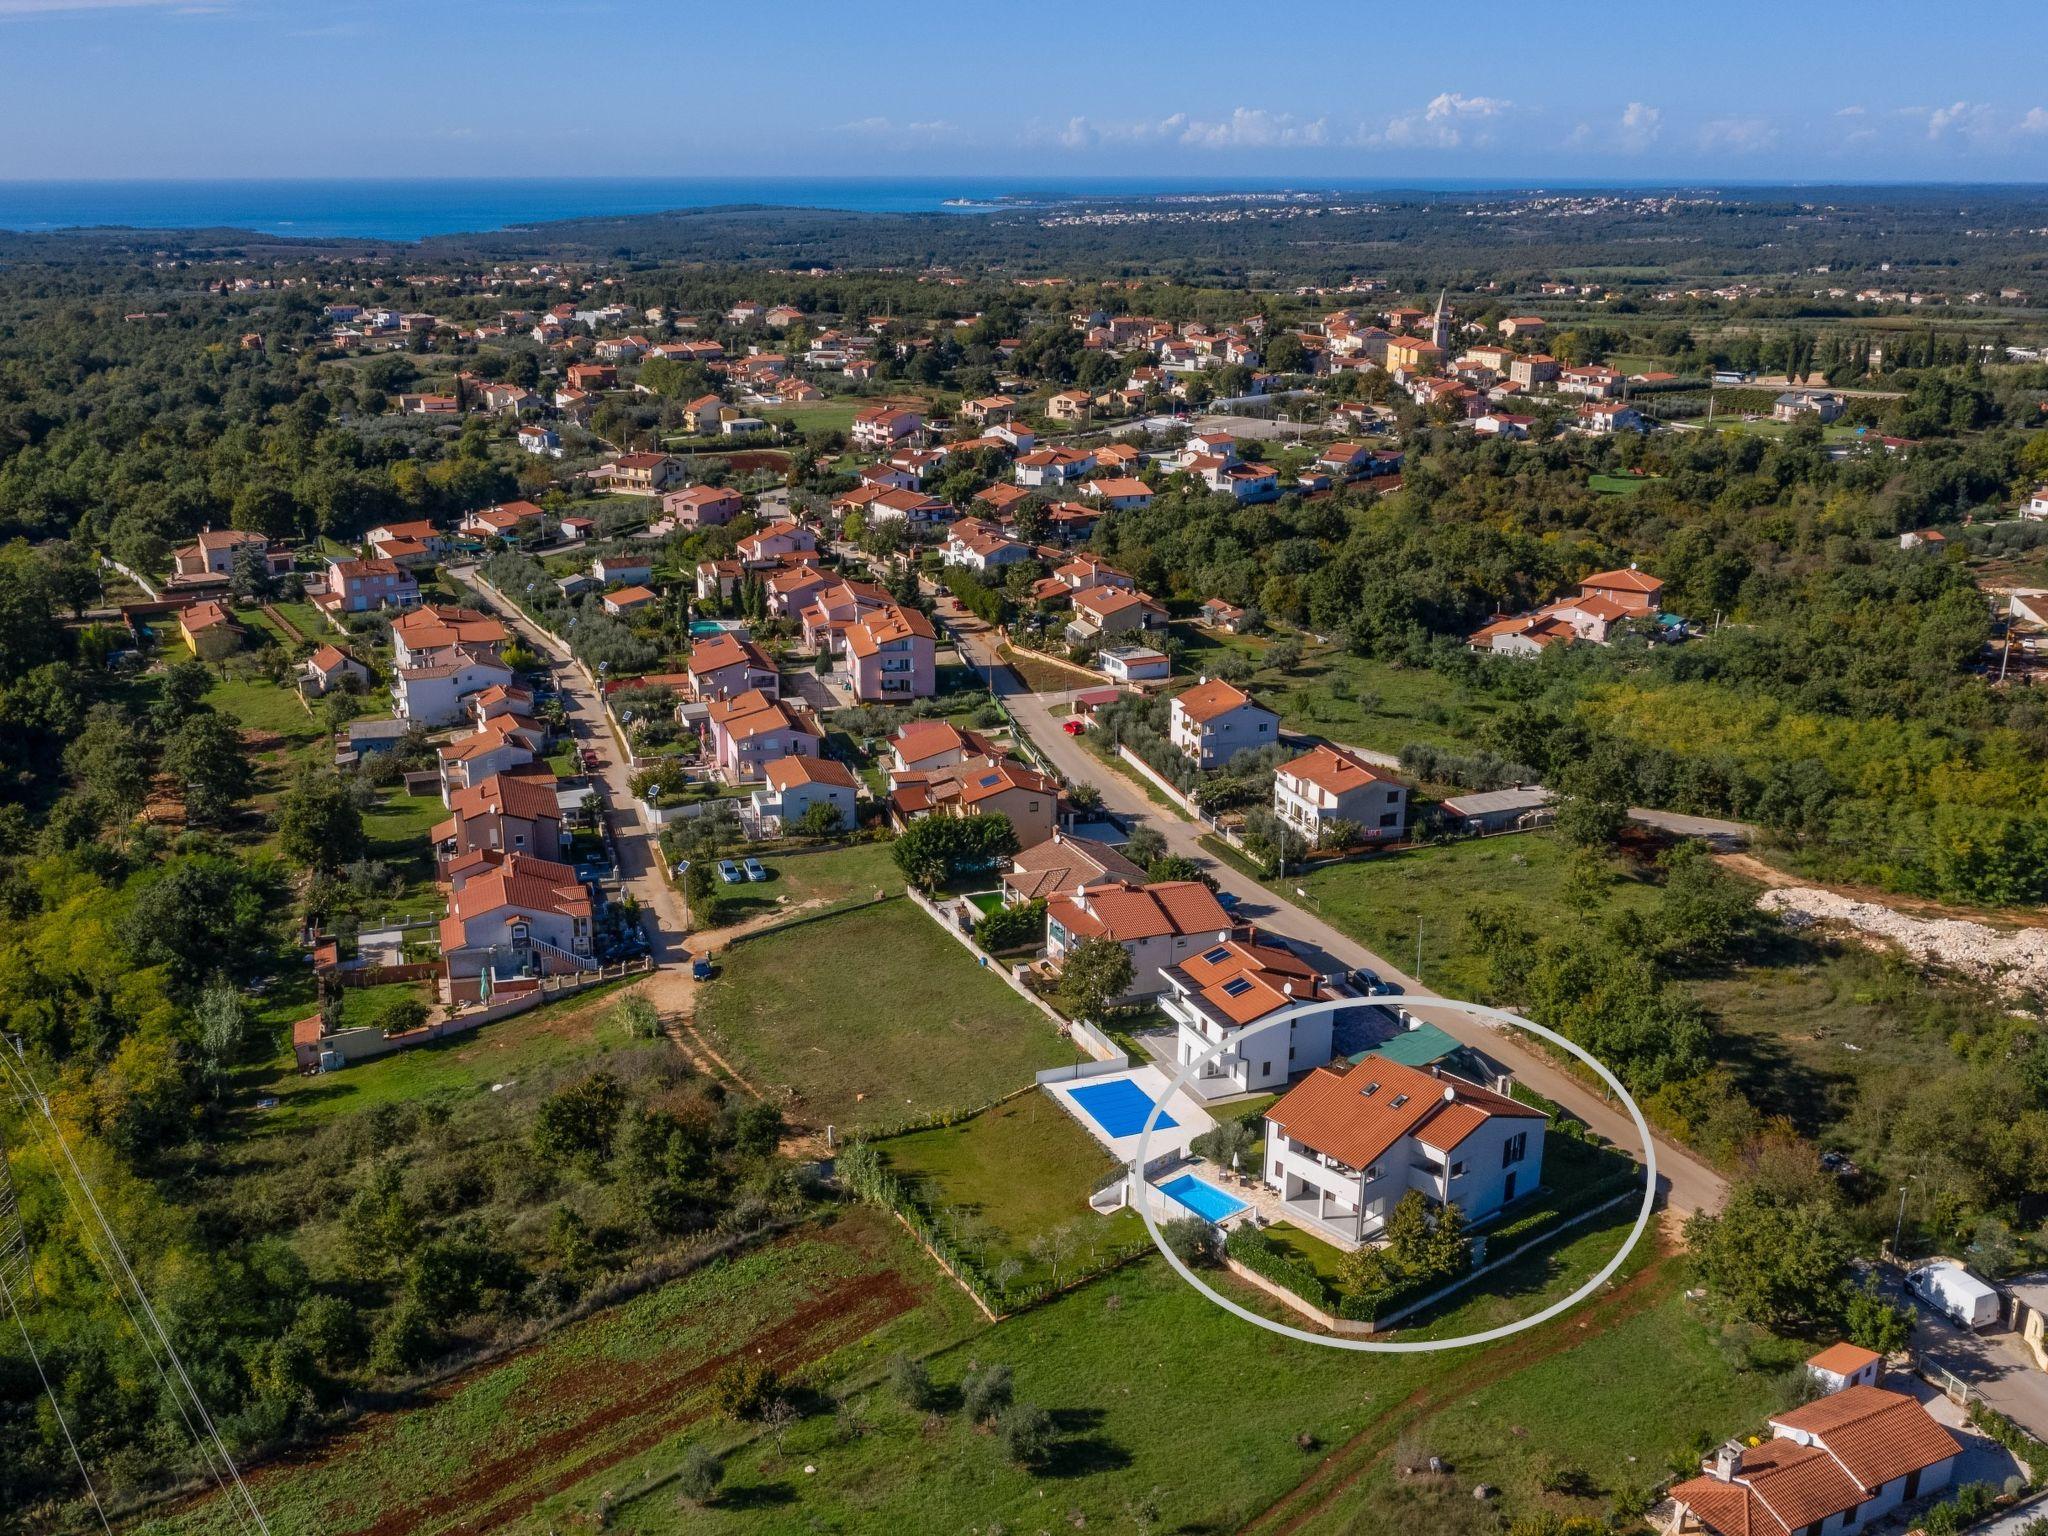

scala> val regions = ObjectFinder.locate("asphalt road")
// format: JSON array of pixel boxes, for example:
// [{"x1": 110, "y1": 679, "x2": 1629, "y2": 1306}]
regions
[
  {"x1": 1874, "y1": 1265, "x2": 2048, "y2": 1442},
  {"x1": 447, "y1": 564, "x2": 690, "y2": 962},
  {"x1": 936, "y1": 600, "x2": 1727, "y2": 1216}
]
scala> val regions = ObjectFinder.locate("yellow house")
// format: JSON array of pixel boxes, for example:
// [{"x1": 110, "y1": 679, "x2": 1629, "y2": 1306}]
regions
[{"x1": 178, "y1": 599, "x2": 242, "y2": 660}]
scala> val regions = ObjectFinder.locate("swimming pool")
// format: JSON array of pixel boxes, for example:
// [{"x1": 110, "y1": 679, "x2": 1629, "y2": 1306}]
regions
[
  {"x1": 1158, "y1": 1172, "x2": 1248, "y2": 1224},
  {"x1": 1068, "y1": 1078, "x2": 1178, "y2": 1139},
  {"x1": 689, "y1": 619, "x2": 745, "y2": 637}
]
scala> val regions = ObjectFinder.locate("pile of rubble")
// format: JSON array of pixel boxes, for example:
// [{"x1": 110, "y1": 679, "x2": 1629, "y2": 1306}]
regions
[{"x1": 1759, "y1": 887, "x2": 2048, "y2": 998}]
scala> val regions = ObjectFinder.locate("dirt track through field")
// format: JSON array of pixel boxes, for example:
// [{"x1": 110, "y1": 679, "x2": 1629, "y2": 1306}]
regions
[
  {"x1": 1240, "y1": 1244, "x2": 1676, "y2": 1536},
  {"x1": 350, "y1": 1264, "x2": 922, "y2": 1536}
]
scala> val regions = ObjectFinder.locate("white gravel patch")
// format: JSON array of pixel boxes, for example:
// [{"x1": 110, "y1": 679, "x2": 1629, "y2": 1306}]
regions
[{"x1": 1759, "y1": 887, "x2": 2048, "y2": 998}]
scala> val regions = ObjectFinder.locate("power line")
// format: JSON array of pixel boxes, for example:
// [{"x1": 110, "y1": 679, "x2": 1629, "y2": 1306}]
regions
[
  {"x1": 3, "y1": 1047, "x2": 271, "y2": 1535},
  {"x1": 0, "y1": 1058, "x2": 240, "y2": 1516},
  {"x1": 0, "y1": 1152, "x2": 115, "y2": 1536}
]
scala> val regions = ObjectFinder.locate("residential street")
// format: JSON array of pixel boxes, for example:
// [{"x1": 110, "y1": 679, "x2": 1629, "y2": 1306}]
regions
[
  {"x1": 1871, "y1": 1264, "x2": 2048, "y2": 1444},
  {"x1": 447, "y1": 564, "x2": 691, "y2": 959},
  {"x1": 937, "y1": 598, "x2": 1727, "y2": 1216}
]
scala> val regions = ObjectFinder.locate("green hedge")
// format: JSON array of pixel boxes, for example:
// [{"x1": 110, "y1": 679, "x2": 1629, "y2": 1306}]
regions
[{"x1": 1225, "y1": 1226, "x2": 1331, "y2": 1311}]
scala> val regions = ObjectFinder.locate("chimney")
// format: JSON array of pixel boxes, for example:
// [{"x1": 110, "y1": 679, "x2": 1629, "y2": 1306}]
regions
[{"x1": 1709, "y1": 1442, "x2": 1744, "y2": 1482}]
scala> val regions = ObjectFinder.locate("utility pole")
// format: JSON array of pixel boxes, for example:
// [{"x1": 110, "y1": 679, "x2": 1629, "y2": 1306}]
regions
[{"x1": 1415, "y1": 915, "x2": 1424, "y2": 987}]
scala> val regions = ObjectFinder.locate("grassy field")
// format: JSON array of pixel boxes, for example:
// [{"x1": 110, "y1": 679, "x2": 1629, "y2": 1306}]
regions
[
  {"x1": 878, "y1": 1092, "x2": 1142, "y2": 1288},
  {"x1": 1588, "y1": 472, "x2": 1662, "y2": 494},
  {"x1": 251, "y1": 977, "x2": 643, "y2": 1131},
  {"x1": 696, "y1": 897, "x2": 1079, "y2": 1129},
  {"x1": 1173, "y1": 626, "x2": 1502, "y2": 756},
  {"x1": 1302, "y1": 1252, "x2": 1800, "y2": 1534},
  {"x1": 702, "y1": 838, "x2": 902, "y2": 925},
  {"x1": 1278, "y1": 833, "x2": 1661, "y2": 998},
  {"x1": 138, "y1": 1211, "x2": 979, "y2": 1536},
  {"x1": 207, "y1": 671, "x2": 320, "y2": 746},
  {"x1": 148, "y1": 1197, "x2": 1784, "y2": 1536},
  {"x1": 1686, "y1": 930, "x2": 1963, "y2": 1140}
]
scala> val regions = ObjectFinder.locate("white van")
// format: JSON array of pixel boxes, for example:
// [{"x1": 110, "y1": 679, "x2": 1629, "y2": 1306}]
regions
[{"x1": 1907, "y1": 1262, "x2": 2000, "y2": 1330}]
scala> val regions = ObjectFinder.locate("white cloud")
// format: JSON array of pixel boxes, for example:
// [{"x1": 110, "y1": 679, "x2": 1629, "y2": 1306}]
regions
[
  {"x1": 1373, "y1": 92, "x2": 1512, "y2": 149},
  {"x1": 1835, "y1": 105, "x2": 1867, "y2": 117},
  {"x1": 1048, "y1": 108, "x2": 1328, "y2": 152},
  {"x1": 1926, "y1": 100, "x2": 1996, "y2": 140},
  {"x1": 2019, "y1": 107, "x2": 2048, "y2": 134},
  {"x1": 836, "y1": 116, "x2": 955, "y2": 140},
  {"x1": 1565, "y1": 101, "x2": 1659, "y2": 153},
  {"x1": 1697, "y1": 116, "x2": 1779, "y2": 154}
]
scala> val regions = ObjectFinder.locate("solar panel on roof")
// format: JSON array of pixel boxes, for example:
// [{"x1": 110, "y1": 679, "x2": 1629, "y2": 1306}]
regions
[
  {"x1": 1201, "y1": 945, "x2": 1231, "y2": 964},
  {"x1": 978, "y1": 773, "x2": 1001, "y2": 788},
  {"x1": 1221, "y1": 978, "x2": 1254, "y2": 998}
]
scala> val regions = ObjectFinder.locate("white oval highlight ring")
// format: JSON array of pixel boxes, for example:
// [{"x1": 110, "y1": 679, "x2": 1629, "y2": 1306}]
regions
[{"x1": 1131, "y1": 992, "x2": 1657, "y2": 1352}]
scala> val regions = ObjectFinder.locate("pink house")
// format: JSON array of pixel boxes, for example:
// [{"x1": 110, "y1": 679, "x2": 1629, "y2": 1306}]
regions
[
  {"x1": 846, "y1": 604, "x2": 936, "y2": 701},
  {"x1": 738, "y1": 522, "x2": 818, "y2": 567},
  {"x1": 687, "y1": 632, "x2": 779, "y2": 702},
  {"x1": 705, "y1": 690, "x2": 822, "y2": 780}
]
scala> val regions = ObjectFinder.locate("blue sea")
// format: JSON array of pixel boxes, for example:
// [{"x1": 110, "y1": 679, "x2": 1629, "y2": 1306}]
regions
[
  {"x1": 0, "y1": 175, "x2": 1687, "y2": 244},
  {"x1": 0, "y1": 176, "x2": 1253, "y2": 242}
]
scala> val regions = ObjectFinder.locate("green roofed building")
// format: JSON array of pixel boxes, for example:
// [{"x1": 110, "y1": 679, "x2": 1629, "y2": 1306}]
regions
[{"x1": 1350, "y1": 1020, "x2": 1495, "y2": 1082}]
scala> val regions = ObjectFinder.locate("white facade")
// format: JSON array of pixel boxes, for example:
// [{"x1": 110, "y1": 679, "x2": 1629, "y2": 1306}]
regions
[
  {"x1": 1169, "y1": 691, "x2": 1279, "y2": 769},
  {"x1": 1273, "y1": 753, "x2": 1407, "y2": 845}
]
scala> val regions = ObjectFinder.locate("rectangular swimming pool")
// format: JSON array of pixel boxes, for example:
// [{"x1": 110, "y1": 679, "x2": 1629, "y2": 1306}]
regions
[
  {"x1": 1068, "y1": 1078, "x2": 1178, "y2": 1139},
  {"x1": 1158, "y1": 1172, "x2": 1248, "y2": 1224}
]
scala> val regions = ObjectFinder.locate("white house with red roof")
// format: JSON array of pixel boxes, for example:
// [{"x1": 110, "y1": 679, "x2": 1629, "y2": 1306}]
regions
[
  {"x1": 888, "y1": 752, "x2": 1061, "y2": 848},
  {"x1": 1262, "y1": 1056, "x2": 1546, "y2": 1246},
  {"x1": 942, "y1": 517, "x2": 1034, "y2": 573},
  {"x1": 1664, "y1": 1378, "x2": 1959, "y2": 1536},
  {"x1": 1013, "y1": 446, "x2": 1097, "y2": 487},
  {"x1": 887, "y1": 719, "x2": 997, "y2": 778},
  {"x1": 1273, "y1": 745, "x2": 1407, "y2": 846},
  {"x1": 439, "y1": 851, "x2": 595, "y2": 1002},
  {"x1": 300, "y1": 644, "x2": 368, "y2": 696},
  {"x1": 1162, "y1": 935, "x2": 1359, "y2": 1099},
  {"x1": 750, "y1": 754, "x2": 860, "y2": 833},
  {"x1": 850, "y1": 405, "x2": 924, "y2": 449},
  {"x1": 1044, "y1": 879, "x2": 1236, "y2": 1004},
  {"x1": 1170, "y1": 679, "x2": 1280, "y2": 769},
  {"x1": 1469, "y1": 567, "x2": 1663, "y2": 656},
  {"x1": 687, "y1": 631, "x2": 778, "y2": 702}
]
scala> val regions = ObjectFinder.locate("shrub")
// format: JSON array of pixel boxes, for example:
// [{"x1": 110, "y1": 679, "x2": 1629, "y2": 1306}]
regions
[
  {"x1": 376, "y1": 995, "x2": 431, "y2": 1037},
  {"x1": 712, "y1": 1358, "x2": 782, "y2": 1422},
  {"x1": 999, "y1": 1401, "x2": 1056, "y2": 1467},
  {"x1": 961, "y1": 1362, "x2": 1014, "y2": 1426},
  {"x1": 974, "y1": 898, "x2": 1045, "y2": 955},
  {"x1": 889, "y1": 1351, "x2": 936, "y2": 1412},
  {"x1": 673, "y1": 1444, "x2": 723, "y2": 1506},
  {"x1": 1160, "y1": 1216, "x2": 1218, "y2": 1268}
]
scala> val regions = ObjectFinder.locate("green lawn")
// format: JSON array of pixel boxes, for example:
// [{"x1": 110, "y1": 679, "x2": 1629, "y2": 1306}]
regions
[
  {"x1": 1172, "y1": 626, "x2": 1503, "y2": 755},
  {"x1": 207, "y1": 672, "x2": 320, "y2": 745},
  {"x1": 703, "y1": 838, "x2": 904, "y2": 924},
  {"x1": 1588, "y1": 472, "x2": 1662, "y2": 494},
  {"x1": 879, "y1": 1092, "x2": 1142, "y2": 1288},
  {"x1": 1304, "y1": 1251, "x2": 1800, "y2": 1534},
  {"x1": 1279, "y1": 833, "x2": 1660, "y2": 998},
  {"x1": 696, "y1": 897, "x2": 1078, "y2": 1130},
  {"x1": 251, "y1": 977, "x2": 642, "y2": 1132}
]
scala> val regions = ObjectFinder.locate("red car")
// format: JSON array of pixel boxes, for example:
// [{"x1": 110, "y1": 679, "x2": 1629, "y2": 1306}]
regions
[{"x1": 1062, "y1": 719, "x2": 1085, "y2": 736}]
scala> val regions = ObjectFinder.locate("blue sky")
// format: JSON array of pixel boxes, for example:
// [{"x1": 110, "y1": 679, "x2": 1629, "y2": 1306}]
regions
[{"x1": 4, "y1": 0, "x2": 2047, "y2": 182}]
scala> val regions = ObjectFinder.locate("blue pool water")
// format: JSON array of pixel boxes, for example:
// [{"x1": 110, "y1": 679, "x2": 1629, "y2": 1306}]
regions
[
  {"x1": 689, "y1": 619, "x2": 742, "y2": 637},
  {"x1": 1159, "y1": 1173, "x2": 1249, "y2": 1224},
  {"x1": 1069, "y1": 1078, "x2": 1178, "y2": 1139}
]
